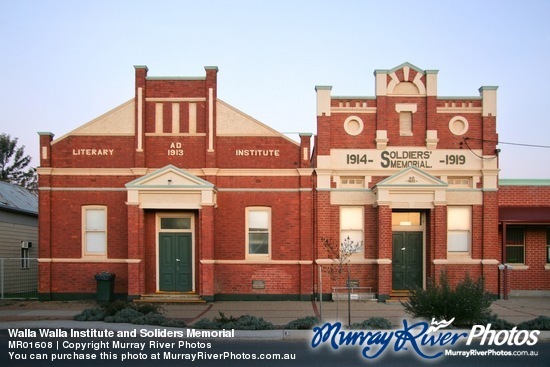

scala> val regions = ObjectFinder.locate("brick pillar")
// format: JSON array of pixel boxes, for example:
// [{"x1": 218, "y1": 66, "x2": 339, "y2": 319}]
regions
[
  {"x1": 199, "y1": 206, "x2": 215, "y2": 300},
  {"x1": 127, "y1": 204, "x2": 144, "y2": 299},
  {"x1": 377, "y1": 205, "x2": 392, "y2": 302},
  {"x1": 299, "y1": 169, "x2": 314, "y2": 299},
  {"x1": 134, "y1": 66, "x2": 148, "y2": 167},
  {"x1": 37, "y1": 133, "x2": 53, "y2": 300},
  {"x1": 205, "y1": 66, "x2": 218, "y2": 168},
  {"x1": 433, "y1": 205, "x2": 447, "y2": 280}
]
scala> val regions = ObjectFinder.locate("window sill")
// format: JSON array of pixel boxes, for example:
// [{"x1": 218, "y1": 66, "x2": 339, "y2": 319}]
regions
[
  {"x1": 446, "y1": 252, "x2": 472, "y2": 259},
  {"x1": 545, "y1": 264, "x2": 550, "y2": 270},
  {"x1": 506, "y1": 264, "x2": 529, "y2": 270}
]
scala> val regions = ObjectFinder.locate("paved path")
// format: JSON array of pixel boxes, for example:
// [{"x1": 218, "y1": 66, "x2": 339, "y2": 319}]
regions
[{"x1": 1, "y1": 297, "x2": 548, "y2": 327}]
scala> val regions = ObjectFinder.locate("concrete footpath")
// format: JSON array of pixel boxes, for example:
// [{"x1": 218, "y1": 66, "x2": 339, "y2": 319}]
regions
[{"x1": 0, "y1": 297, "x2": 548, "y2": 328}]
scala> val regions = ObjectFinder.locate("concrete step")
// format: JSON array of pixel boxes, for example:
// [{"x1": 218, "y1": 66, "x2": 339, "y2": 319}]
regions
[
  {"x1": 134, "y1": 293, "x2": 206, "y2": 304},
  {"x1": 387, "y1": 290, "x2": 412, "y2": 303}
]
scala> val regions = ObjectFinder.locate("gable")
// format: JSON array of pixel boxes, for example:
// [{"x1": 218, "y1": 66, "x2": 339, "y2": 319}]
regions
[
  {"x1": 376, "y1": 167, "x2": 447, "y2": 187},
  {"x1": 52, "y1": 99, "x2": 135, "y2": 144},
  {"x1": 216, "y1": 99, "x2": 298, "y2": 145},
  {"x1": 126, "y1": 165, "x2": 214, "y2": 189}
]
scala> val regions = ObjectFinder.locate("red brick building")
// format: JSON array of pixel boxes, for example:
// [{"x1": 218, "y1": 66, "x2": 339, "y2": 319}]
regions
[{"x1": 37, "y1": 63, "x2": 550, "y2": 301}]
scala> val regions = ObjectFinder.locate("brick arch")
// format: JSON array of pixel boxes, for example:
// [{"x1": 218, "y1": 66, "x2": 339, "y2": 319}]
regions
[{"x1": 387, "y1": 66, "x2": 426, "y2": 95}]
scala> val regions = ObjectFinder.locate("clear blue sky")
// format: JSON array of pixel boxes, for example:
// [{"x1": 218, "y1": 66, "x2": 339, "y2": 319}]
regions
[{"x1": 1, "y1": 0, "x2": 549, "y2": 178}]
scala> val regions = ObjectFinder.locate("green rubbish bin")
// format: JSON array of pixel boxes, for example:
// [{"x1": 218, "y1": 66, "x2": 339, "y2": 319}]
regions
[{"x1": 95, "y1": 272, "x2": 115, "y2": 303}]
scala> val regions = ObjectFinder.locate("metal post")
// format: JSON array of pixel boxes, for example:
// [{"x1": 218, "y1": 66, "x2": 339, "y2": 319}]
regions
[
  {"x1": 347, "y1": 265, "x2": 351, "y2": 326},
  {"x1": 0, "y1": 258, "x2": 4, "y2": 299},
  {"x1": 319, "y1": 264, "x2": 323, "y2": 321},
  {"x1": 503, "y1": 265, "x2": 509, "y2": 300}
]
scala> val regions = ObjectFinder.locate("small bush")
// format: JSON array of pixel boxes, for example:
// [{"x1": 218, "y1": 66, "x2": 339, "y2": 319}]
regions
[
  {"x1": 104, "y1": 307, "x2": 143, "y2": 323},
  {"x1": 285, "y1": 316, "x2": 320, "y2": 330},
  {"x1": 403, "y1": 271, "x2": 493, "y2": 327},
  {"x1": 102, "y1": 300, "x2": 132, "y2": 317},
  {"x1": 193, "y1": 318, "x2": 221, "y2": 329},
  {"x1": 73, "y1": 307, "x2": 107, "y2": 321},
  {"x1": 233, "y1": 315, "x2": 275, "y2": 330},
  {"x1": 479, "y1": 314, "x2": 515, "y2": 330},
  {"x1": 213, "y1": 311, "x2": 239, "y2": 325},
  {"x1": 131, "y1": 313, "x2": 168, "y2": 326},
  {"x1": 134, "y1": 303, "x2": 163, "y2": 315},
  {"x1": 193, "y1": 313, "x2": 275, "y2": 330},
  {"x1": 517, "y1": 316, "x2": 550, "y2": 330},
  {"x1": 350, "y1": 317, "x2": 393, "y2": 330}
]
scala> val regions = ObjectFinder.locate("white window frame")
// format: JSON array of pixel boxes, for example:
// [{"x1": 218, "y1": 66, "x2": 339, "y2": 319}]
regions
[
  {"x1": 395, "y1": 103, "x2": 417, "y2": 137},
  {"x1": 82, "y1": 205, "x2": 107, "y2": 258},
  {"x1": 399, "y1": 111, "x2": 413, "y2": 136},
  {"x1": 447, "y1": 206, "x2": 472, "y2": 256},
  {"x1": 21, "y1": 248, "x2": 29, "y2": 269},
  {"x1": 340, "y1": 206, "x2": 364, "y2": 257},
  {"x1": 246, "y1": 207, "x2": 271, "y2": 258}
]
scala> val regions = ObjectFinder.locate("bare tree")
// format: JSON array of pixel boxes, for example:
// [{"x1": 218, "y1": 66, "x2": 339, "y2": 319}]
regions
[
  {"x1": 320, "y1": 236, "x2": 363, "y2": 325},
  {"x1": 320, "y1": 236, "x2": 363, "y2": 282}
]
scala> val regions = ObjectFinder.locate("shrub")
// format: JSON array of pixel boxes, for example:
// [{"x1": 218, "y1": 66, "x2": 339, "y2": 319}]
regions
[
  {"x1": 517, "y1": 316, "x2": 550, "y2": 330},
  {"x1": 233, "y1": 315, "x2": 275, "y2": 330},
  {"x1": 213, "y1": 312, "x2": 239, "y2": 325},
  {"x1": 104, "y1": 307, "x2": 144, "y2": 323},
  {"x1": 479, "y1": 314, "x2": 515, "y2": 330},
  {"x1": 73, "y1": 306, "x2": 107, "y2": 321},
  {"x1": 349, "y1": 317, "x2": 393, "y2": 330},
  {"x1": 131, "y1": 313, "x2": 168, "y2": 326},
  {"x1": 74, "y1": 301, "x2": 167, "y2": 324},
  {"x1": 192, "y1": 312, "x2": 275, "y2": 330},
  {"x1": 134, "y1": 303, "x2": 163, "y2": 315},
  {"x1": 193, "y1": 318, "x2": 221, "y2": 329},
  {"x1": 402, "y1": 271, "x2": 493, "y2": 327},
  {"x1": 102, "y1": 300, "x2": 132, "y2": 317},
  {"x1": 285, "y1": 316, "x2": 320, "y2": 330}
]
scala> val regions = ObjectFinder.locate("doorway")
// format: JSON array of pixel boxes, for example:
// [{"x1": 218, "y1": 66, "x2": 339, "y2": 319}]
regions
[
  {"x1": 391, "y1": 211, "x2": 425, "y2": 290},
  {"x1": 392, "y1": 232, "x2": 423, "y2": 290},
  {"x1": 157, "y1": 214, "x2": 194, "y2": 292},
  {"x1": 159, "y1": 233, "x2": 192, "y2": 292}
]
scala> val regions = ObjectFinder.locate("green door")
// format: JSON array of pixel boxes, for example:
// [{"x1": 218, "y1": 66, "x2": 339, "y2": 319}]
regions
[
  {"x1": 159, "y1": 233, "x2": 192, "y2": 292},
  {"x1": 392, "y1": 232, "x2": 423, "y2": 290}
]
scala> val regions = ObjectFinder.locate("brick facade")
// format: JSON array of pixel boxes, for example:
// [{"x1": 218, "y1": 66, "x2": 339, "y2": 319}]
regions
[{"x1": 37, "y1": 63, "x2": 549, "y2": 302}]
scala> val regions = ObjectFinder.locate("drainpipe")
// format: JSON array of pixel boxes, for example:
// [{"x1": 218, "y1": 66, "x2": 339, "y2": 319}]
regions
[{"x1": 502, "y1": 223, "x2": 508, "y2": 300}]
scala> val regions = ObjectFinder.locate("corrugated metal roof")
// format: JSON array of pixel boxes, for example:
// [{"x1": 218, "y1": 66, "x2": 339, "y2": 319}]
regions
[
  {"x1": 499, "y1": 206, "x2": 550, "y2": 223},
  {"x1": 0, "y1": 181, "x2": 38, "y2": 215}
]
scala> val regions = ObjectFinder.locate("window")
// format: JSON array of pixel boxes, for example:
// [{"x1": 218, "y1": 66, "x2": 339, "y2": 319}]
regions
[
  {"x1": 341, "y1": 176, "x2": 364, "y2": 188},
  {"x1": 392, "y1": 212, "x2": 421, "y2": 227},
  {"x1": 447, "y1": 206, "x2": 471, "y2": 254},
  {"x1": 399, "y1": 111, "x2": 413, "y2": 136},
  {"x1": 160, "y1": 217, "x2": 191, "y2": 230},
  {"x1": 505, "y1": 227, "x2": 525, "y2": 264},
  {"x1": 340, "y1": 207, "x2": 364, "y2": 255},
  {"x1": 246, "y1": 207, "x2": 271, "y2": 257},
  {"x1": 83, "y1": 206, "x2": 107, "y2": 257},
  {"x1": 547, "y1": 228, "x2": 550, "y2": 264},
  {"x1": 21, "y1": 248, "x2": 29, "y2": 269},
  {"x1": 448, "y1": 177, "x2": 472, "y2": 188}
]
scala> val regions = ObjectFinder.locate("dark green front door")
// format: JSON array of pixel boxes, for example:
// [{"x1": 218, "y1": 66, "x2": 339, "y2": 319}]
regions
[
  {"x1": 392, "y1": 232, "x2": 423, "y2": 290},
  {"x1": 159, "y1": 233, "x2": 192, "y2": 292}
]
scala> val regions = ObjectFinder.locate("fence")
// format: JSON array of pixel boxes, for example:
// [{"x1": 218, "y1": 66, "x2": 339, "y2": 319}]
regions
[{"x1": 0, "y1": 258, "x2": 38, "y2": 299}]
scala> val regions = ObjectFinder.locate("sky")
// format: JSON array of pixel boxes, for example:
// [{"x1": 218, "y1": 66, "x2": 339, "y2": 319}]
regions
[{"x1": 1, "y1": 0, "x2": 549, "y2": 178}]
